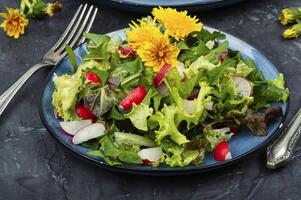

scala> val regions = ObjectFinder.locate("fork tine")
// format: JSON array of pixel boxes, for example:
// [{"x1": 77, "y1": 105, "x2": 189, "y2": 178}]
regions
[
  {"x1": 52, "y1": 4, "x2": 84, "y2": 50},
  {"x1": 68, "y1": 6, "x2": 96, "y2": 49},
  {"x1": 78, "y1": 8, "x2": 98, "y2": 45},
  {"x1": 55, "y1": 4, "x2": 88, "y2": 52},
  {"x1": 56, "y1": 5, "x2": 95, "y2": 54}
]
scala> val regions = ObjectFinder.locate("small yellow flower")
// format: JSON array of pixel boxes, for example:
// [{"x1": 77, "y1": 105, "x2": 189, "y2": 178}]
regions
[
  {"x1": 137, "y1": 33, "x2": 180, "y2": 72},
  {"x1": 46, "y1": 1, "x2": 63, "y2": 17},
  {"x1": 126, "y1": 16, "x2": 162, "y2": 51},
  {"x1": 283, "y1": 22, "x2": 301, "y2": 39},
  {"x1": 0, "y1": 8, "x2": 29, "y2": 39},
  {"x1": 279, "y1": 8, "x2": 301, "y2": 25},
  {"x1": 152, "y1": 7, "x2": 203, "y2": 40}
]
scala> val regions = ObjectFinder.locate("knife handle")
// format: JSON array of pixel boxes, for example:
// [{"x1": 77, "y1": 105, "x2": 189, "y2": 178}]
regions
[{"x1": 267, "y1": 109, "x2": 301, "y2": 169}]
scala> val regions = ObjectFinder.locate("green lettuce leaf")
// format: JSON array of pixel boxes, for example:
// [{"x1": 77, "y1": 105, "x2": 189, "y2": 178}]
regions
[
  {"x1": 83, "y1": 33, "x2": 110, "y2": 49},
  {"x1": 107, "y1": 34, "x2": 122, "y2": 52},
  {"x1": 100, "y1": 135, "x2": 142, "y2": 164},
  {"x1": 171, "y1": 82, "x2": 212, "y2": 128},
  {"x1": 208, "y1": 59, "x2": 236, "y2": 86},
  {"x1": 165, "y1": 68, "x2": 199, "y2": 98},
  {"x1": 253, "y1": 74, "x2": 289, "y2": 109},
  {"x1": 125, "y1": 103, "x2": 153, "y2": 131},
  {"x1": 114, "y1": 132, "x2": 156, "y2": 147},
  {"x1": 179, "y1": 41, "x2": 210, "y2": 63},
  {"x1": 108, "y1": 106, "x2": 126, "y2": 120},
  {"x1": 161, "y1": 139, "x2": 206, "y2": 167},
  {"x1": 149, "y1": 82, "x2": 212, "y2": 146},
  {"x1": 234, "y1": 59, "x2": 255, "y2": 77},
  {"x1": 65, "y1": 44, "x2": 78, "y2": 71},
  {"x1": 52, "y1": 74, "x2": 82, "y2": 121}
]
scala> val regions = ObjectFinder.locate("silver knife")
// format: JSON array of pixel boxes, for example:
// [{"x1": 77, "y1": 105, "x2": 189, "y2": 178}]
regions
[{"x1": 267, "y1": 108, "x2": 301, "y2": 169}]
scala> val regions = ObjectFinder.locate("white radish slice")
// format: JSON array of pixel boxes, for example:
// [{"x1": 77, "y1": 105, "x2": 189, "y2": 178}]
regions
[
  {"x1": 60, "y1": 120, "x2": 92, "y2": 136},
  {"x1": 205, "y1": 40, "x2": 215, "y2": 49},
  {"x1": 183, "y1": 100, "x2": 195, "y2": 115},
  {"x1": 205, "y1": 101, "x2": 214, "y2": 111},
  {"x1": 232, "y1": 77, "x2": 253, "y2": 97},
  {"x1": 138, "y1": 147, "x2": 163, "y2": 163},
  {"x1": 177, "y1": 62, "x2": 185, "y2": 79},
  {"x1": 72, "y1": 123, "x2": 105, "y2": 145},
  {"x1": 225, "y1": 152, "x2": 232, "y2": 160}
]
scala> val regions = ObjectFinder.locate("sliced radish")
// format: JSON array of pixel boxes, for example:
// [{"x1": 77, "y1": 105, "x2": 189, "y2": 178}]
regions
[
  {"x1": 205, "y1": 40, "x2": 215, "y2": 49},
  {"x1": 55, "y1": 112, "x2": 61, "y2": 118},
  {"x1": 183, "y1": 100, "x2": 194, "y2": 115},
  {"x1": 138, "y1": 147, "x2": 163, "y2": 163},
  {"x1": 232, "y1": 76, "x2": 253, "y2": 97},
  {"x1": 205, "y1": 101, "x2": 214, "y2": 111},
  {"x1": 118, "y1": 44, "x2": 136, "y2": 58},
  {"x1": 119, "y1": 85, "x2": 147, "y2": 110},
  {"x1": 72, "y1": 123, "x2": 106, "y2": 145},
  {"x1": 177, "y1": 62, "x2": 185, "y2": 79},
  {"x1": 187, "y1": 89, "x2": 199, "y2": 100},
  {"x1": 75, "y1": 103, "x2": 97, "y2": 122},
  {"x1": 85, "y1": 71, "x2": 102, "y2": 84},
  {"x1": 217, "y1": 51, "x2": 229, "y2": 63},
  {"x1": 213, "y1": 141, "x2": 232, "y2": 161},
  {"x1": 60, "y1": 120, "x2": 92, "y2": 136},
  {"x1": 154, "y1": 63, "x2": 171, "y2": 87},
  {"x1": 230, "y1": 126, "x2": 238, "y2": 136}
]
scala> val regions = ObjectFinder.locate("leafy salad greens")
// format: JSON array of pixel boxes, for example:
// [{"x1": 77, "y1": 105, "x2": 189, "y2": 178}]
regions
[{"x1": 52, "y1": 9, "x2": 289, "y2": 167}]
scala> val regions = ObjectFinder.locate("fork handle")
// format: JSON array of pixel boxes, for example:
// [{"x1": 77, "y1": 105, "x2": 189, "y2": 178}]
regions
[
  {"x1": 0, "y1": 62, "x2": 51, "y2": 116},
  {"x1": 267, "y1": 108, "x2": 301, "y2": 169}
]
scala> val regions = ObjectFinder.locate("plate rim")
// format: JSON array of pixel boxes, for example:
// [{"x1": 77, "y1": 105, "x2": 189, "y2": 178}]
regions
[{"x1": 39, "y1": 27, "x2": 290, "y2": 176}]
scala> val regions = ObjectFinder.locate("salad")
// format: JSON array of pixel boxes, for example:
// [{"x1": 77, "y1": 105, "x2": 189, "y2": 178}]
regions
[{"x1": 52, "y1": 7, "x2": 289, "y2": 167}]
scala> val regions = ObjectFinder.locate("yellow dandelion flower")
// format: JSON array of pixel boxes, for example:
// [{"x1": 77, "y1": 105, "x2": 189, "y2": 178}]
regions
[
  {"x1": 46, "y1": 1, "x2": 63, "y2": 17},
  {"x1": 137, "y1": 33, "x2": 180, "y2": 72},
  {"x1": 0, "y1": 8, "x2": 28, "y2": 39},
  {"x1": 152, "y1": 7, "x2": 203, "y2": 40},
  {"x1": 283, "y1": 22, "x2": 301, "y2": 39},
  {"x1": 279, "y1": 8, "x2": 301, "y2": 25},
  {"x1": 125, "y1": 16, "x2": 162, "y2": 51}
]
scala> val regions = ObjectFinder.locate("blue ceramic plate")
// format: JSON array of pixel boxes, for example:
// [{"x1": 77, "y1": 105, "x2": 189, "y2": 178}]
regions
[
  {"x1": 92, "y1": 0, "x2": 248, "y2": 12},
  {"x1": 40, "y1": 27, "x2": 288, "y2": 175}
]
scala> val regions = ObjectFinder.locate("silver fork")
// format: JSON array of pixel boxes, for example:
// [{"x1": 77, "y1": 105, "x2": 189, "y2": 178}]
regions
[{"x1": 0, "y1": 4, "x2": 98, "y2": 117}]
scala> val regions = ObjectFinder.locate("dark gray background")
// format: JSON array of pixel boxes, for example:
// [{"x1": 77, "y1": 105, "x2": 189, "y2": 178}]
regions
[{"x1": 0, "y1": 0, "x2": 301, "y2": 199}]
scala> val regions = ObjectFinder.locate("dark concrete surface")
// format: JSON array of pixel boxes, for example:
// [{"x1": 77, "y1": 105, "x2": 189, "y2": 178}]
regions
[{"x1": 1, "y1": 0, "x2": 301, "y2": 199}]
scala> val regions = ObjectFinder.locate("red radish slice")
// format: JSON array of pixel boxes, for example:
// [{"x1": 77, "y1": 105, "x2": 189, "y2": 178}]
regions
[
  {"x1": 183, "y1": 100, "x2": 194, "y2": 115},
  {"x1": 230, "y1": 126, "x2": 238, "y2": 136},
  {"x1": 72, "y1": 123, "x2": 106, "y2": 145},
  {"x1": 232, "y1": 77, "x2": 253, "y2": 97},
  {"x1": 118, "y1": 44, "x2": 136, "y2": 58},
  {"x1": 217, "y1": 51, "x2": 229, "y2": 63},
  {"x1": 142, "y1": 159, "x2": 153, "y2": 164},
  {"x1": 119, "y1": 85, "x2": 147, "y2": 110},
  {"x1": 187, "y1": 89, "x2": 199, "y2": 100},
  {"x1": 55, "y1": 112, "x2": 61, "y2": 118},
  {"x1": 154, "y1": 63, "x2": 171, "y2": 88},
  {"x1": 138, "y1": 147, "x2": 163, "y2": 163},
  {"x1": 85, "y1": 71, "x2": 101, "y2": 84},
  {"x1": 75, "y1": 103, "x2": 97, "y2": 122},
  {"x1": 213, "y1": 141, "x2": 232, "y2": 161},
  {"x1": 60, "y1": 120, "x2": 92, "y2": 136}
]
